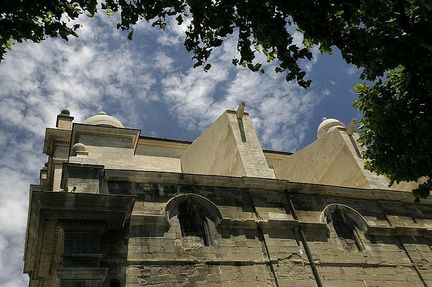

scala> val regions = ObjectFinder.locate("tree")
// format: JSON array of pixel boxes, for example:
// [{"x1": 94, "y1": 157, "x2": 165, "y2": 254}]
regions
[
  {"x1": 1, "y1": 0, "x2": 431, "y2": 197},
  {"x1": 0, "y1": 0, "x2": 97, "y2": 61},
  {"x1": 355, "y1": 66, "x2": 432, "y2": 199}
]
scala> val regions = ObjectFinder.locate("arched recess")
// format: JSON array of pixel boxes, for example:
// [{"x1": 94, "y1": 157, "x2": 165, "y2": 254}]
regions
[
  {"x1": 320, "y1": 204, "x2": 369, "y2": 231},
  {"x1": 164, "y1": 194, "x2": 223, "y2": 247},
  {"x1": 320, "y1": 204, "x2": 369, "y2": 251},
  {"x1": 165, "y1": 193, "x2": 223, "y2": 224}
]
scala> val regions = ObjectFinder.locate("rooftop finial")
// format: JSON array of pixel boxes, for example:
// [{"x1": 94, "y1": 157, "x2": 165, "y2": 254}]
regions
[
  {"x1": 346, "y1": 118, "x2": 357, "y2": 136},
  {"x1": 60, "y1": 109, "x2": 70, "y2": 116},
  {"x1": 57, "y1": 109, "x2": 73, "y2": 129},
  {"x1": 236, "y1": 101, "x2": 246, "y2": 119}
]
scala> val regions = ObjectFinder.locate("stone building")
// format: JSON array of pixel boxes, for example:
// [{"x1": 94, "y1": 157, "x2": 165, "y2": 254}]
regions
[{"x1": 24, "y1": 107, "x2": 432, "y2": 287}]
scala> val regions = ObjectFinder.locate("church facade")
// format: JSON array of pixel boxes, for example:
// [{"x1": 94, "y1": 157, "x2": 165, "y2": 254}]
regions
[{"x1": 24, "y1": 107, "x2": 432, "y2": 287}]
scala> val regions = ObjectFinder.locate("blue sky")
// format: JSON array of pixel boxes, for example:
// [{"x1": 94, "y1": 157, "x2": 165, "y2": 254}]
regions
[{"x1": 0, "y1": 12, "x2": 362, "y2": 286}]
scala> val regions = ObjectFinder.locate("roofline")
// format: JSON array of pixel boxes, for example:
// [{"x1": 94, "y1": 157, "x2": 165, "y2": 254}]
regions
[
  {"x1": 139, "y1": 135, "x2": 192, "y2": 145},
  {"x1": 262, "y1": 149, "x2": 293, "y2": 155},
  {"x1": 139, "y1": 135, "x2": 293, "y2": 155}
]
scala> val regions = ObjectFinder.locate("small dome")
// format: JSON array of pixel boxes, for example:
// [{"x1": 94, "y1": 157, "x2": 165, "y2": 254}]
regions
[
  {"x1": 72, "y1": 143, "x2": 87, "y2": 153},
  {"x1": 317, "y1": 118, "x2": 345, "y2": 139},
  {"x1": 83, "y1": 111, "x2": 124, "y2": 128},
  {"x1": 71, "y1": 143, "x2": 88, "y2": 157},
  {"x1": 60, "y1": 109, "x2": 70, "y2": 116}
]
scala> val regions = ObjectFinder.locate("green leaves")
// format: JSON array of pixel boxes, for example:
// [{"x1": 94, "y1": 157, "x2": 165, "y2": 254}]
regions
[
  {"x1": 204, "y1": 63, "x2": 212, "y2": 71},
  {"x1": 85, "y1": 11, "x2": 95, "y2": 18},
  {"x1": 355, "y1": 66, "x2": 432, "y2": 198},
  {"x1": 5, "y1": 37, "x2": 14, "y2": 50},
  {"x1": 106, "y1": 9, "x2": 114, "y2": 17},
  {"x1": 43, "y1": 11, "x2": 53, "y2": 23}
]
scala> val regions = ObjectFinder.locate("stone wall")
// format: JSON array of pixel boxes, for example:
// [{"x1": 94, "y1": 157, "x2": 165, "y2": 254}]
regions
[{"x1": 98, "y1": 183, "x2": 432, "y2": 287}]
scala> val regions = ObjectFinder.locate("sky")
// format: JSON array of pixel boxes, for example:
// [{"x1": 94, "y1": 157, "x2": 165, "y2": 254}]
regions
[{"x1": 0, "y1": 11, "x2": 362, "y2": 286}]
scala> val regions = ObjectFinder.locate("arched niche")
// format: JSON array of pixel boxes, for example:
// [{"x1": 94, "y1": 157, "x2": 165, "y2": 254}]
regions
[
  {"x1": 164, "y1": 194, "x2": 223, "y2": 247},
  {"x1": 165, "y1": 193, "x2": 223, "y2": 224},
  {"x1": 320, "y1": 204, "x2": 369, "y2": 251},
  {"x1": 320, "y1": 204, "x2": 368, "y2": 231}
]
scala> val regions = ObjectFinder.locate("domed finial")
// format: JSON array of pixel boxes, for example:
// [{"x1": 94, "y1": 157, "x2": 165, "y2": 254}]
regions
[
  {"x1": 71, "y1": 143, "x2": 88, "y2": 157},
  {"x1": 317, "y1": 118, "x2": 346, "y2": 139},
  {"x1": 83, "y1": 111, "x2": 124, "y2": 128},
  {"x1": 60, "y1": 109, "x2": 70, "y2": 116}
]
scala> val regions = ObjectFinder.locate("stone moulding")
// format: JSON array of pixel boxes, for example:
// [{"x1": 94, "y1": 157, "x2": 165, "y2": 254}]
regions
[{"x1": 103, "y1": 169, "x2": 432, "y2": 206}]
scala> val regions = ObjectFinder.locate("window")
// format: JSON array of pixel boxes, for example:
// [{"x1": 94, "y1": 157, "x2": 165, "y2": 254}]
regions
[
  {"x1": 321, "y1": 204, "x2": 368, "y2": 252},
  {"x1": 178, "y1": 199, "x2": 210, "y2": 246},
  {"x1": 329, "y1": 207, "x2": 364, "y2": 251},
  {"x1": 63, "y1": 232, "x2": 101, "y2": 267},
  {"x1": 165, "y1": 194, "x2": 223, "y2": 248}
]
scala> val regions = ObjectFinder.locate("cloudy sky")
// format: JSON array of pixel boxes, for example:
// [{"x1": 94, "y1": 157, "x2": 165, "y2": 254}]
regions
[{"x1": 0, "y1": 11, "x2": 362, "y2": 286}]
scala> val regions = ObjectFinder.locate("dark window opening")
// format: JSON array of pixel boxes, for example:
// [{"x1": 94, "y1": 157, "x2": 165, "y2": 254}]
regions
[
  {"x1": 178, "y1": 200, "x2": 210, "y2": 246},
  {"x1": 329, "y1": 208, "x2": 363, "y2": 251},
  {"x1": 110, "y1": 278, "x2": 121, "y2": 287},
  {"x1": 63, "y1": 232, "x2": 101, "y2": 267}
]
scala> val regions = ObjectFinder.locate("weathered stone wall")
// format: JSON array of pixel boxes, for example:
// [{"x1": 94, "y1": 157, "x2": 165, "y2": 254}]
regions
[
  {"x1": 96, "y1": 183, "x2": 432, "y2": 286},
  {"x1": 291, "y1": 194, "x2": 432, "y2": 287}
]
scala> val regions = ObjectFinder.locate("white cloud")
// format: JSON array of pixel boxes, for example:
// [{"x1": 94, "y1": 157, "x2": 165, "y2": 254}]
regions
[
  {"x1": 156, "y1": 17, "x2": 192, "y2": 46},
  {"x1": 346, "y1": 65, "x2": 359, "y2": 75},
  {"x1": 154, "y1": 52, "x2": 175, "y2": 72},
  {"x1": 160, "y1": 33, "x2": 323, "y2": 151},
  {"x1": 322, "y1": 88, "x2": 331, "y2": 96},
  {"x1": 0, "y1": 233, "x2": 28, "y2": 286},
  {"x1": 0, "y1": 169, "x2": 30, "y2": 234}
]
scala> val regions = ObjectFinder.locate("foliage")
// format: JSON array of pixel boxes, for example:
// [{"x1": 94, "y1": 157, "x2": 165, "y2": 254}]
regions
[
  {"x1": 2, "y1": 1, "x2": 431, "y2": 84},
  {"x1": 355, "y1": 66, "x2": 432, "y2": 199},
  {"x1": 1, "y1": 0, "x2": 431, "y2": 196},
  {"x1": 0, "y1": 0, "x2": 98, "y2": 60}
]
